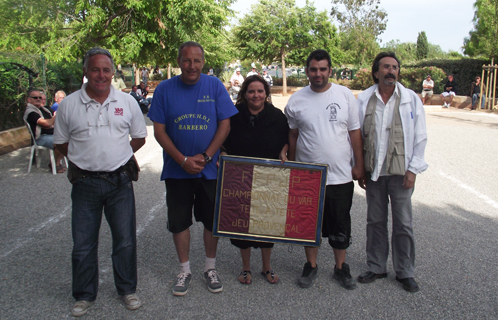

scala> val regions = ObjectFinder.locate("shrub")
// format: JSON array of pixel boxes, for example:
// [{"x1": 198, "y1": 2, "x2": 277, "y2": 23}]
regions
[
  {"x1": 219, "y1": 70, "x2": 232, "y2": 84},
  {"x1": 273, "y1": 76, "x2": 308, "y2": 87},
  {"x1": 406, "y1": 58, "x2": 490, "y2": 95},
  {"x1": 400, "y1": 66, "x2": 446, "y2": 93},
  {"x1": 349, "y1": 69, "x2": 375, "y2": 90}
]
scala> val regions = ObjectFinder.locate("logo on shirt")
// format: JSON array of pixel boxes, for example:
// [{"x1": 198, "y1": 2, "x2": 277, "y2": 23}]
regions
[
  {"x1": 114, "y1": 108, "x2": 123, "y2": 116},
  {"x1": 326, "y1": 103, "x2": 341, "y2": 121},
  {"x1": 197, "y1": 95, "x2": 215, "y2": 103}
]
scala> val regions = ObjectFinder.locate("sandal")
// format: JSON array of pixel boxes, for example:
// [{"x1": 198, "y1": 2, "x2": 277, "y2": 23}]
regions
[
  {"x1": 56, "y1": 164, "x2": 66, "y2": 174},
  {"x1": 261, "y1": 270, "x2": 279, "y2": 284},
  {"x1": 238, "y1": 270, "x2": 252, "y2": 285}
]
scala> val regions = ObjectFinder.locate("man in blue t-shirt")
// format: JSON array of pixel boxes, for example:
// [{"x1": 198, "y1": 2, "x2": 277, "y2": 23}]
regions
[{"x1": 148, "y1": 41, "x2": 237, "y2": 297}]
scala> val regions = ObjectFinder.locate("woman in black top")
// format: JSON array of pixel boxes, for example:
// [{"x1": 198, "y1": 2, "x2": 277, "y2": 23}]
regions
[{"x1": 222, "y1": 75, "x2": 289, "y2": 284}]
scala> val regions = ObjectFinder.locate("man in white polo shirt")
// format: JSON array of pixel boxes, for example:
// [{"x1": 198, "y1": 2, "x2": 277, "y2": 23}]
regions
[{"x1": 54, "y1": 47, "x2": 147, "y2": 317}]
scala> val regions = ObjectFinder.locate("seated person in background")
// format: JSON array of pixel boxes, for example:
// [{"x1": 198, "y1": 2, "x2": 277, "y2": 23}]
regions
[
  {"x1": 440, "y1": 74, "x2": 457, "y2": 108},
  {"x1": 421, "y1": 75, "x2": 434, "y2": 105},
  {"x1": 51, "y1": 90, "x2": 66, "y2": 112},
  {"x1": 341, "y1": 68, "x2": 350, "y2": 80},
  {"x1": 111, "y1": 74, "x2": 127, "y2": 92},
  {"x1": 23, "y1": 88, "x2": 65, "y2": 173},
  {"x1": 130, "y1": 85, "x2": 152, "y2": 113},
  {"x1": 229, "y1": 80, "x2": 241, "y2": 101},
  {"x1": 469, "y1": 76, "x2": 486, "y2": 110}
]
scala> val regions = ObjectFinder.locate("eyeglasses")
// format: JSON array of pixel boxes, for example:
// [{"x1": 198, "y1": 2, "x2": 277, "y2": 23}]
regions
[
  {"x1": 29, "y1": 96, "x2": 42, "y2": 100},
  {"x1": 382, "y1": 64, "x2": 399, "y2": 71}
]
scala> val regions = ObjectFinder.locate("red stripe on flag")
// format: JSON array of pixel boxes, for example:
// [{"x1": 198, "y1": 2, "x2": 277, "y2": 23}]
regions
[
  {"x1": 285, "y1": 169, "x2": 322, "y2": 240},
  {"x1": 218, "y1": 162, "x2": 253, "y2": 233}
]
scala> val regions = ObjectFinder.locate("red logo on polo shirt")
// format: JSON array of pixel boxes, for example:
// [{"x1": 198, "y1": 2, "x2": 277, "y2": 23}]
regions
[{"x1": 114, "y1": 108, "x2": 123, "y2": 116}]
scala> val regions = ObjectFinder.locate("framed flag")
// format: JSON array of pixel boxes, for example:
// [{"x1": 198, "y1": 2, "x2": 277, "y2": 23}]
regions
[{"x1": 213, "y1": 155, "x2": 328, "y2": 247}]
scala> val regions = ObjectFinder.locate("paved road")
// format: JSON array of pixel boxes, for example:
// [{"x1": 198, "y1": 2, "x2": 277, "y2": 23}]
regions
[{"x1": 1, "y1": 105, "x2": 498, "y2": 319}]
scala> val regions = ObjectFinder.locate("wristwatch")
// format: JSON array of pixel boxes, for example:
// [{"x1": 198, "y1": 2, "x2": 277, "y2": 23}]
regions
[{"x1": 202, "y1": 152, "x2": 212, "y2": 164}]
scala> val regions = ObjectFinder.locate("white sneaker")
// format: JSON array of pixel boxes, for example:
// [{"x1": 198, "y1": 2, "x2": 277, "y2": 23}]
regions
[{"x1": 443, "y1": 102, "x2": 448, "y2": 108}]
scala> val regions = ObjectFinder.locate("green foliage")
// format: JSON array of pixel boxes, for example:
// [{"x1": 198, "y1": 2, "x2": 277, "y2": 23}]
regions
[
  {"x1": 399, "y1": 66, "x2": 446, "y2": 93},
  {"x1": 219, "y1": 70, "x2": 232, "y2": 84},
  {"x1": 234, "y1": 0, "x2": 341, "y2": 93},
  {"x1": 416, "y1": 31, "x2": 429, "y2": 60},
  {"x1": 464, "y1": 0, "x2": 498, "y2": 59},
  {"x1": 406, "y1": 58, "x2": 490, "y2": 95},
  {"x1": 382, "y1": 40, "x2": 417, "y2": 63},
  {"x1": 331, "y1": 0, "x2": 387, "y2": 66},
  {"x1": 349, "y1": 69, "x2": 375, "y2": 90},
  {"x1": 0, "y1": 52, "x2": 82, "y2": 131},
  {"x1": 0, "y1": 0, "x2": 235, "y2": 66},
  {"x1": 273, "y1": 75, "x2": 308, "y2": 87}
]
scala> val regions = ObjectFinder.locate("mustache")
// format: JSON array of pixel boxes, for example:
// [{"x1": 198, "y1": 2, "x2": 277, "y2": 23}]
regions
[{"x1": 385, "y1": 74, "x2": 396, "y2": 79}]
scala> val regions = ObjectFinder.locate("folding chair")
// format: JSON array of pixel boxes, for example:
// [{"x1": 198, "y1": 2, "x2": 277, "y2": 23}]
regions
[{"x1": 23, "y1": 119, "x2": 67, "y2": 175}]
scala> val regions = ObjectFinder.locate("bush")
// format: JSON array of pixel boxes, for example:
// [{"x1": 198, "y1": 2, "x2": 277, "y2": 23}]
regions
[
  {"x1": 349, "y1": 69, "x2": 375, "y2": 90},
  {"x1": 406, "y1": 58, "x2": 490, "y2": 95},
  {"x1": 400, "y1": 66, "x2": 446, "y2": 94},
  {"x1": 219, "y1": 70, "x2": 232, "y2": 84},
  {"x1": 273, "y1": 76, "x2": 308, "y2": 87}
]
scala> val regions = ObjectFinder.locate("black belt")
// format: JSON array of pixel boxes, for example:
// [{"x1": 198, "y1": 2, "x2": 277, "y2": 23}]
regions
[{"x1": 79, "y1": 167, "x2": 124, "y2": 177}]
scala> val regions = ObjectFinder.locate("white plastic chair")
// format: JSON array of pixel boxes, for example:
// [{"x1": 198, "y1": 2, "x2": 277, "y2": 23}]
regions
[{"x1": 24, "y1": 119, "x2": 67, "y2": 175}]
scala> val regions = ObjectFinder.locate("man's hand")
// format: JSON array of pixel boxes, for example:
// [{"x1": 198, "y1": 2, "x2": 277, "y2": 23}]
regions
[
  {"x1": 402, "y1": 170, "x2": 416, "y2": 189},
  {"x1": 182, "y1": 154, "x2": 205, "y2": 174},
  {"x1": 352, "y1": 164, "x2": 366, "y2": 190}
]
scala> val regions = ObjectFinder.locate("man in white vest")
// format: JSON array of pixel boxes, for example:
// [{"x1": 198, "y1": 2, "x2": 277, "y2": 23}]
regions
[{"x1": 356, "y1": 52, "x2": 428, "y2": 293}]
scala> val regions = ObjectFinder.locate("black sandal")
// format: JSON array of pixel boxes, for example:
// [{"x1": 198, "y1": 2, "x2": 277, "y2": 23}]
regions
[
  {"x1": 238, "y1": 270, "x2": 252, "y2": 285},
  {"x1": 261, "y1": 270, "x2": 279, "y2": 284}
]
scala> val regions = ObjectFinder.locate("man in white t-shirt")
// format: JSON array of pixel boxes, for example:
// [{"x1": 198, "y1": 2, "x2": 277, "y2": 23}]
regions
[
  {"x1": 285, "y1": 49, "x2": 365, "y2": 290},
  {"x1": 421, "y1": 75, "x2": 434, "y2": 105}
]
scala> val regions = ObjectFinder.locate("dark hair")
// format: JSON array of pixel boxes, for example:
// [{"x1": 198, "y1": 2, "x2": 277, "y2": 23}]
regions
[
  {"x1": 476, "y1": 76, "x2": 481, "y2": 80},
  {"x1": 27, "y1": 88, "x2": 44, "y2": 101},
  {"x1": 178, "y1": 41, "x2": 204, "y2": 60},
  {"x1": 236, "y1": 75, "x2": 270, "y2": 105},
  {"x1": 306, "y1": 49, "x2": 332, "y2": 68},
  {"x1": 83, "y1": 47, "x2": 115, "y2": 73},
  {"x1": 371, "y1": 52, "x2": 400, "y2": 84},
  {"x1": 132, "y1": 85, "x2": 137, "y2": 90}
]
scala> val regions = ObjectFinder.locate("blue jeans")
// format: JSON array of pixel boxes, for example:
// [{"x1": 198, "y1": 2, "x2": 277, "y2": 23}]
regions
[
  {"x1": 71, "y1": 171, "x2": 137, "y2": 301},
  {"x1": 36, "y1": 134, "x2": 54, "y2": 148},
  {"x1": 472, "y1": 93, "x2": 485, "y2": 109}
]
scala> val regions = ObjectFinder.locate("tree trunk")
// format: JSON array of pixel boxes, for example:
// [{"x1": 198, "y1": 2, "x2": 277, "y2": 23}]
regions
[
  {"x1": 168, "y1": 63, "x2": 171, "y2": 79},
  {"x1": 281, "y1": 51, "x2": 287, "y2": 96},
  {"x1": 134, "y1": 64, "x2": 140, "y2": 85}
]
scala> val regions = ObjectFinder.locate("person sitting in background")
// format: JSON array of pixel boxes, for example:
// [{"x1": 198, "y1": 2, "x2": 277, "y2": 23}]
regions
[
  {"x1": 229, "y1": 80, "x2": 241, "y2": 101},
  {"x1": 23, "y1": 88, "x2": 65, "y2": 173},
  {"x1": 130, "y1": 85, "x2": 152, "y2": 113},
  {"x1": 421, "y1": 75, "x2": 434, "y2": 105},
  {"x1": 440, "y1": 74, "x2": 457, "y2": 108},
  {"x1": 469, "y1": 76, "x2": 485, "y2": 110},
  {"x1": 51, "y1": 90, "x2": 66, "y2": 112}
]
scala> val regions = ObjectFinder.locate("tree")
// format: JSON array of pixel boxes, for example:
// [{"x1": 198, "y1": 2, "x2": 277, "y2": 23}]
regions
[
  {"x1": 0, "y1": 0, "x2": 235, "y2": 66},
  {"x1": 330, "y1": 0, "x2": 388, "y2": 66},
  {"x1": 464, "y1": 0, "x2": 498, "y2": 59},
  {"x1": 416, "y1": 31, "x2": 429, "y2": 60},
  {"x1": 233, "y1": 0, "x2": 342, "y2": 95}
]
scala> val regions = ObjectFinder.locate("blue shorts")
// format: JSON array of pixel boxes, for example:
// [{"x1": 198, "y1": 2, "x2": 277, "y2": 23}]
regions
[{"x1": 36, "y1": 134, "x2": 54, "y2": 148}]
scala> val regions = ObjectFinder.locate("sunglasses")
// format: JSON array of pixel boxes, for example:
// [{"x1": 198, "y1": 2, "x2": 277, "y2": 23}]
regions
[{"x1": 29, "y1": 96, "x2": 42, "y2": 100}]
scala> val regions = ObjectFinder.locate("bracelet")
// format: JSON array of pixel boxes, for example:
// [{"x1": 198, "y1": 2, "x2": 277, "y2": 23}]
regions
[{"x1": 181, "y1": 156, "x2": 187, "y2": 168}]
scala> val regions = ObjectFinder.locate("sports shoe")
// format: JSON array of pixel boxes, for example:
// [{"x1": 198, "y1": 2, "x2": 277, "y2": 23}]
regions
[
  {"x1": 298, "y1": 262, "x2": 318, "y2": 288},
  {"x1": 71, "y1": 300, "x2": 93, "y2": 317},
  {"x1": 121, "y1": 293, "x2": 142, "y2": 310},
  {"x1": 204, "y1": 269, "x2": 223, "y2": 293},
  {"x1": 173, "y1": 272, "x2": 192, "y2": 296},
  {"x1": 443, "y1": 102, "x2": 448, "y2": 108},
  {"x1": 333, "y1": 262, "x2": 357, "y2": 290}
]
